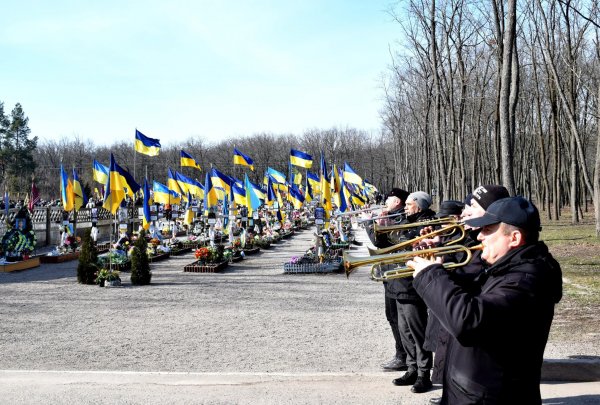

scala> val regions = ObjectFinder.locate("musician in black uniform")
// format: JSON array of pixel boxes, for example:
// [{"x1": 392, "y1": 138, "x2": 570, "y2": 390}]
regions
[
  {"x1": 410, "y1": 196, "x2": 561, "y2": 404},
  {"x1": 364, "y1": 188, "x2": 410, "y2": 372},
  {"x1": 390, "y1": 191, "x2": 436, "y2": 393}
]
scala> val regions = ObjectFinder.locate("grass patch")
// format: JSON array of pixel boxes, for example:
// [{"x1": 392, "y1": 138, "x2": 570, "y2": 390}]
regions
[{"x1": 539, "y1": 217, "x2": 600, "y2": 307}]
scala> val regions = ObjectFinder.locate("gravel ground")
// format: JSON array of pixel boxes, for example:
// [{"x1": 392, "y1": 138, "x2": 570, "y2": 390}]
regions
[{"x1": 0, "y1": 227, "x2": 599, "y2": 403}]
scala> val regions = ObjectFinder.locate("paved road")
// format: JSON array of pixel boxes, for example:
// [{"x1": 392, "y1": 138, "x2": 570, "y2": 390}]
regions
[
  {"x1": 1, "y1": 369, "x2": 599, "y2": 404},
  {"x1": 2, "y1": 226, "x2": 599, "y2": 404}
]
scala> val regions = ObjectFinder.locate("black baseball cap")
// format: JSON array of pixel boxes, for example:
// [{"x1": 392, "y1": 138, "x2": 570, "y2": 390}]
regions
[
  {"x1": 471, "y1": 185, "x2": 510, "y2": 209},
  {"x1": 436, "y1": 200, "x2": 465, "y2": 218},
  {"x1": 386, "y1": 188, "x2": 410, "y2": 202},
  {"x1": 464, "y1": 196, "x2": 541, "y2": 232}
]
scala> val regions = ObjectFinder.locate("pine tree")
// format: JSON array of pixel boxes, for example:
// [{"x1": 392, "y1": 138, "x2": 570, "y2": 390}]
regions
[
  {"x1": 130, "y1": 230, "x2": 151, "y2": 285},
  {"x1": 77, "y1": 229, "x2": 99, "y2": 284},
  {"x1": 1, "y1": 103, "x2": 37, "y2": 192}
]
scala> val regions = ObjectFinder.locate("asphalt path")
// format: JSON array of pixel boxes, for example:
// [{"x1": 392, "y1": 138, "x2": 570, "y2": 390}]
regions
[{"x1": 1, "y1": 226, "x2": 599, "y2": 404}]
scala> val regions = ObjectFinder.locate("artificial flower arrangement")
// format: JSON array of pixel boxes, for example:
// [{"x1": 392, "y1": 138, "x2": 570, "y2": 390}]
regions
[{"x1": 194, "y1": 245, "x2": 224, "y2": 264}]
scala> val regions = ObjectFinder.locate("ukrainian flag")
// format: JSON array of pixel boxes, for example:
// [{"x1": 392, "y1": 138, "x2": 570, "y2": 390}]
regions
[
  {"x1": 203, "y1": 172, "x2": 219, "y2": 213},
  {"x1": 265, "y1": 167, "x2": 286, "y2": 184},
  {"x1": 331, "y1": 164, "x2": 342, "y2": 208},
  {"x1": 142, "y1": 179, "x2": 152, "y2": 230},
  {"x1": 339, "y1": 178, "x2": 350, "y2": 213},
  {"x1": 60, "y1": 165, "x2": 74, "y2": 211},
  {"x1": 180, "y1": 150, "x2": 201, "y2": 170},
  {"x1": 290, "y1": 149, "x2": 313, "y2": 169},
  {"x1": 343, "y1": 162, "x2": 363, "y2": 185},
  {"x1": 249, "y1": 180, "x2": 265, "y2": 201},
  {"x1": 244, "y1": 174, "x2": 262, "y2": 213},
  {"x1": 153, "y1": 181, "x2": 180, "y2": 205},
  {"x1": 114, "y1": 160, "x2": 140, "y2": 196},
  {"x1": 175, "y1": 171, "x2": 204, "y2": 199},
  {"x1": 134, "y1": 129, "x2": 161, "y2": 156},
  {"x1": 183, "y1": 191, "x2": 194, "y2": 226},
  {"x1": 288, "y1": 185, "x2": 305, "y2": 209},
  {"x1": 102, "y1": 154, "x2": 126, "y2": 214},
  {"x1": 305, "y1": 181, "x2": 313, "y2": 203},
  {"x1": 266, "y1": 177, "x2": 277, "y2": 206},
  {"x1": 72, "y1": 169, "x2": 87, "y2": 211},
  {"x1": 210, "y1": 167, "x2": 233, "y2": 194},
  {"x1": 232, "y1": 183, "x2": 247, "y2": 206},
  {"x1": 320, "y1": 152, "x2": 332, "y2": 215},
  {"x1": 92, "y1": 160, "x2": 109, "y2": 184},
  {"x1": 233, "y1": 148, "x2": 254, "y2": 171},
  {"x1": 168, "y1": 168, "x2": 185, "y2": 200},
  {"x1": 307, "y1": 171, "x2": 320, "y2": 193}
]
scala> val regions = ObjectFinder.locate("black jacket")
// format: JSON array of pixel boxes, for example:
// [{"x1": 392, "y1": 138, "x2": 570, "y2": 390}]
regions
[
  {"x1": 384, "y1": 208, "x2": 436, "y2": 301},
  {"x1": 414, "y1": 242, "x2": 562, "y2": 404}
]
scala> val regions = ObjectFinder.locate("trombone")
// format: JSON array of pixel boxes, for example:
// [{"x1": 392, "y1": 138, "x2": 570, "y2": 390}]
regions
[
  {"x1": 343, "y1": 244, "x2": 483, "y2": 281},
  {"x1": 368, "y1": 223, "x2": 466, "y2": 255}
]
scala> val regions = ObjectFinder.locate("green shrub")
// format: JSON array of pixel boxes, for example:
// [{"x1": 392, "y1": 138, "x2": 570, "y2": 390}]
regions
[
  {"x1": 130, "y1": 231, "x2": 151, "y2": 285},
  {"x1": 77, "y1": 229, "x2": 98, "y2": 285}
]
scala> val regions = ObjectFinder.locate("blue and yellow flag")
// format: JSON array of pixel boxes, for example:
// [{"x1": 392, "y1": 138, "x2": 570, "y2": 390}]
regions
[
  {"x1": 244, "y1": 174, "x2": 262, "y2": 213},
  {"x1": 72, "y1": 169, "x2": 87, "y2": 211},
  {"x1": 288, "y1": 185, "x2": 305, "y2": 209},
  {"x1": 339, "y1": 177, "x2": 350, "y2": 213},
  {"x1": 233, "y1": 148, "x2": 254, "y2": 171},
  {"x1": 153, "y1": 181, "x2": 180, "y2": 205},
  {"x1": 232, "y1": 183, "x2": 247, "y2": 206},
  {"x1": 265, "y1": 167, "x2": 286, "y2": 184},
  {"x1": 305, "y1": 181, "x2": 313, "y2": 203},
  {"x1": 210, "y1": 167, "x2": 233, "y2": 194},
  {"x1": 175, "y1": 171, "x2": 204, "y2": 199},
  {"x1": 92, "y1": 160, "x2": 109, "y2": 184},
  {"x1": 183, "y1": 191, "x2": 194, "y2": 226},
  {"x1": 180, "y1": 150, "x2": 201, "y2": 170},
  {"x1": 343, "y1": 162, "x2": 363, "y2": 185},
  {"x1": 135, "y1": 129, "x2": 161, "y2": 156},
  {"x1": 290, "y1": 149, "x2": 313, "y2": 169},
  {"x1": 320, "y1": 152, "x2": 332, "y2": 215},
  {"x1": 142, "y1": 179, "x2": 152, "y2": 230},
  {"x1": 167, "y1": 168, "x2": 185, "y2": 200},
  {"x1": 114, "y1": 160, "x2": 140, "y2": 197},
  {"x1": 60, "y1": 165, "x2": 74, "y2": 211},
  {"x1": 203, "y1": 171, "x2": 219, "y2": 214},
  {"x1": 331, "y1": 164, "x2": 342, "y2": 208},
  {"x1": 102, "y1": 154, "x2": 126, "y2": 214},
  {"x1": 307, "y1": 171, "x2": 320, "y2": 194},
  {"x1": 266, "y1": 177, "x2": 276, "y2": 207}
]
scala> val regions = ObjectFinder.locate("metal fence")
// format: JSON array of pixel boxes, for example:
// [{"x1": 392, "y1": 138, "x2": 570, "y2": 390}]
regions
[{"x1": 1, "y1": 206, "x2": 141, "y2": 248}]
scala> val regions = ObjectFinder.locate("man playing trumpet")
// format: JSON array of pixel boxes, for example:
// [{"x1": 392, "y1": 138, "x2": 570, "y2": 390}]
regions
[
  {"x1": 408, "y1": 197, "x2": 562, "y2": 404},
  {"x1": 364, "y1": 188, "x2": 411, "y2": 374}
]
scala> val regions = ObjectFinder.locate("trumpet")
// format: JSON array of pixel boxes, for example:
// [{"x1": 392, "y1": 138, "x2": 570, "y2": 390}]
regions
[
  {"x1": 373, "y1": 217, "x2": 459, "y2": 235},
  {"x1": 368, "y1": 223, "x2": 466, "y2": 255},
  {"x1": 343, "y1": 244, "x2": 483, "y2": 280},
  {"x1": 335, "y1": 205, "x2": 383, "y2": 217},
  {"x1": 357, "y1": 212, "x2": 406, "y2": 224}
]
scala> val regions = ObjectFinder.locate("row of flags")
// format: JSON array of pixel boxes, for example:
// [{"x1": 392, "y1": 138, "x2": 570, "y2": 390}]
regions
[{"x1": 60, "y1": 129, "x2": 378, "y2": 230}]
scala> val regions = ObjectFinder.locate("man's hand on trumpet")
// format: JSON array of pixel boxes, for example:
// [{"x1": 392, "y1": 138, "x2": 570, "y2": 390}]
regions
[{"x1": 406, "y1": 256, "x2": 443, "y2": 278}]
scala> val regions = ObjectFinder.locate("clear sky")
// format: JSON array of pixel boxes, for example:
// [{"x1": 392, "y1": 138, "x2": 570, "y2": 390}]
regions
[{"x1": 0, "y1": 0, "x2": 400, "y2": 146}]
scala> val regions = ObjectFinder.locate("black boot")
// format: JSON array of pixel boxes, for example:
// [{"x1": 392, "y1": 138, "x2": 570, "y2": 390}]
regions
[
  {"x1": 411, "y1": 372, "x2": 433, "y2": 393},
  {"x1": 392, "y1": 370, "x2": 417, "y2": 386}
]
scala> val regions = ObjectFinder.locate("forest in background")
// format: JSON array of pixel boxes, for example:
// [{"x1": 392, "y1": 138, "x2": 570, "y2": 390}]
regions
[{"x1": 2, "y1": 0, "x2": 600, "y2": 234}]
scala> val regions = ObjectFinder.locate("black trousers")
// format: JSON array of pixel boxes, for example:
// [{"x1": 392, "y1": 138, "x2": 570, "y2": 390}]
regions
[
  {"x1": 396, "y1": 300, "x2": 432, "y2": 376},
  {"x1": 385, "y1": 292, "x2": 407, "y2": 360}
]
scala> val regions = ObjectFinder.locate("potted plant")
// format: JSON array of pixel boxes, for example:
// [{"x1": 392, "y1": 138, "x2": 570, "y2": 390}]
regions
[{"x1": 95, "y1": 268, "x2": 121, "y2": 287}]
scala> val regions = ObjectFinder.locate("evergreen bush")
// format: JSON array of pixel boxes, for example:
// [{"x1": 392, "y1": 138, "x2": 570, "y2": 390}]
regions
[
  {"x1": 130, "y1": 230, "x2": 151, "y2": 285},
  {"x1": 77, "y1": 229, "x2": 98, "y2": 284}
]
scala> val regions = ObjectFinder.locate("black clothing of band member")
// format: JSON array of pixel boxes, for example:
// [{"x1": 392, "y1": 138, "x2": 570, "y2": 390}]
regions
[{"x1": 414, "y1": 241, "x2": 562, "y2": 404}]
